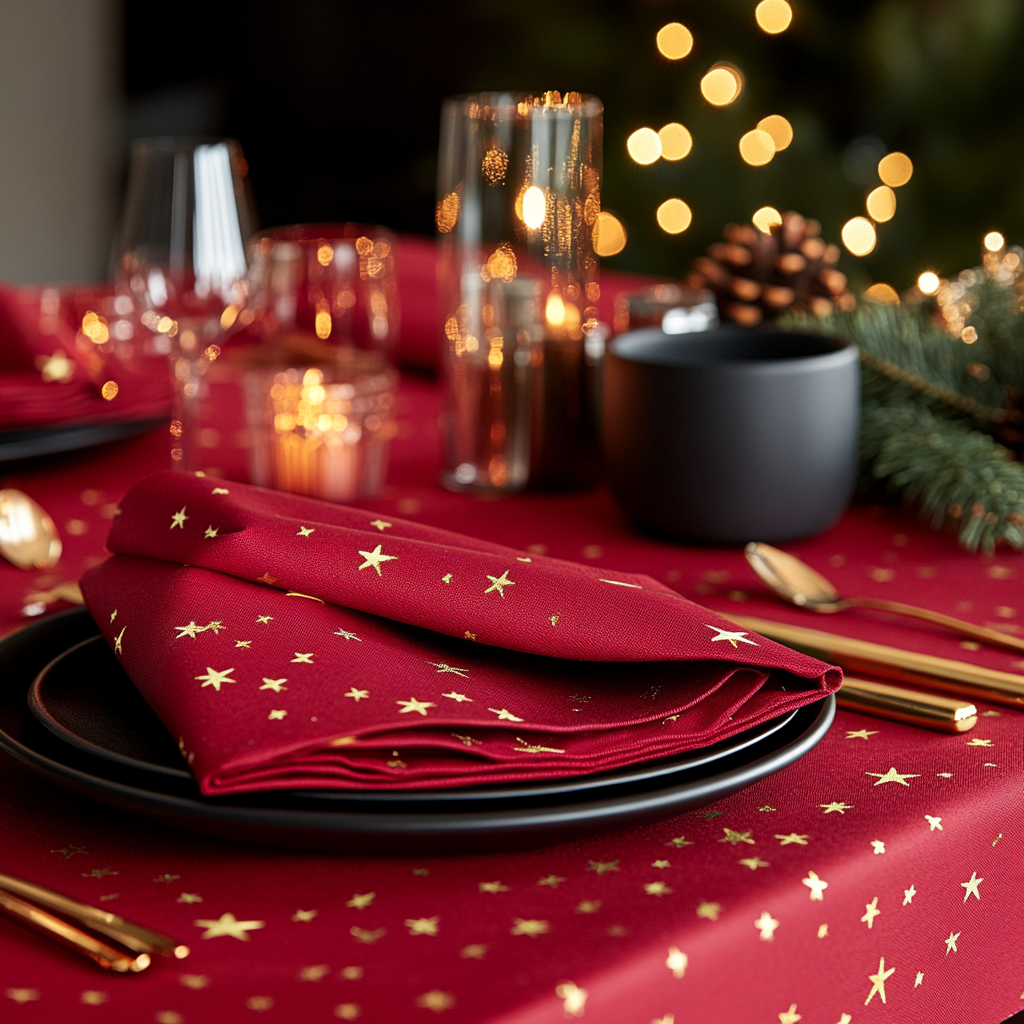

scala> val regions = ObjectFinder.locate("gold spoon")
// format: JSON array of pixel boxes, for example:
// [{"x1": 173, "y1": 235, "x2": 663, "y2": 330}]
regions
[
  {"x1": 0, "y1": 489, "x2": 62, "y2": 569},
  {"x1": 745, "y1": 541, "x2": 1024, "y2": 654}
]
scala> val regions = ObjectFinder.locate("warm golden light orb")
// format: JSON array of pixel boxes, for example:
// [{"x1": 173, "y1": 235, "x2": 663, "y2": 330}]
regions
[
  {"x1": 593, "y1": 212, "x2": 627, "y2": 256},
  {"x1": 917, "y1": 271, "x2": 940, "y2": 295},
  {"x1": 658, "y1": 123, "x2": 692, "y2": 161},
  {"x1": 984, "y1": 231, "x2": 1005, "y2": 252},
  {"x1": 756, "y1": 115, "x2": 793, "y2": 151},
  {"x1": 864, "y1": 283, "x2": 900, "y2": 304},
  {"x1": 878, "y1": 152, "x2": 913, "y2": 187},
  {"x1": 866, "y1": 186, "x2": 896, "y2": 223},
  {"x1": 656, "y1": 22, "x2": 693, "y2": 60},
  {"x1": 755, "y1": 0, "x2": 793, "y2": 34},
  {"x1": 739, "y1": 130, "x2": 776, "y2": 167},
  {"x1": 522, "y1": 186, "x2": 547, "y2": 229},
  {"x1": 752, "y1": 206, "x2": 783, "y2": 234},
  {"x1": 627, "y1": 128, "x2": 662, "y2": 165},
  {"x1": 842, "y1": 217, "x2": 877, "y2": 256},
  {"x1": 656, "y1": 199, "x2": 693, "y2": 234},
  {"x1": 701, "y1": 65, "x2": 742, "y2": 106}
]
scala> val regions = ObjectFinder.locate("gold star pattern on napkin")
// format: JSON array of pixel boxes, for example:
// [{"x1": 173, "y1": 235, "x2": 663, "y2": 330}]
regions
[
  {"x1": 194, "y1": 913, "x2": 266, "y2": 940},
  {"x1": 170, "y1": 507, "x2": 188, "y2": 529},
  {"x1": 944, "y1": 931, "x2": 961, "y2": 954},
  {"x1": 775, "y1": 833, "x2": 809, "y2": 846},
  {"x1": 195, "y1": 667, "x2": 236, "y2": 691},
  {"x1": 719, "y1": 828, "x2": 755, "y2": 846},
  {"x1": 754, "y1": 911, "x2": 779, "y2": 940},
  {"x1": 479, "y1": 882, "x2": 509, "y2": 894},
  {"x1": 484, "y1": 570, "x2": 515, "y2": 597},
  {"x1": 861, "y1": 897, "x2": 880, "y2": 928},
  {"x1": 821, "y1": 802, "x2": 852, "y2": 814},
  {"x1": 511, "y1": 918, "x2": 549, "y2": 937},
  {"x1": 960, "y1": 872, "x2": 983, "y2": 902},
  {"x1": 802, "y1": 871, "x2": 828, "y2": 901},
  {"x1": 396, "y1": 698, "x2": 435, "y2": 716},
  {"x1": 866, "y1": 767, "x2": 920, "y2": 786},
  {"x1": 357, "y1": 545, "x2": 397, "y2": 576},
  {"x1": 865, "y1": 957, "x2": 895, "y2": 1005},
  {"x1": 705, "y1": 626, "x2": 758, "y2": 647},
  {"x1": 405, "y1": 916, "x2": 440, "y2": 936},
  {"x1": 346, "y1": 892, "x2": 375, "y2": 910}
]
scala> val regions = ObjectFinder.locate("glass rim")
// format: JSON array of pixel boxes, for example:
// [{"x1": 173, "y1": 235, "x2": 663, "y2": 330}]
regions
[{"x1": 442, "y1": 91, "x2": 602, "y2": 115}]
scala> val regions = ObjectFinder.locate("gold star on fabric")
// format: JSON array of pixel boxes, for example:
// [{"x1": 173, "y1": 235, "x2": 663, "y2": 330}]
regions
[
  {"x1": 754, "y1": 911, "x2": 779, "y2": 941},
  {"x1": 397, "y1": 697, "x2": 436, "y2": 716},
  {"x1": 720, "y1": 828, "x2": 755, "y2": 845},
  {"x1": 114, "y1": 627, "x2": 125, "y2": 655},
  {"x1": 538, "y1": 875, "x2": 566, "y2": 888},
  {"x1": 350, "y1": 926, "x2": 385, "y2": 944},
  {"x1": 739, "y1": 858, "x2": 769, "y2": 870},
  {"x1": 966, "y1": 737, "x2": 994, "y2": 746},
  {"x1": 460, "y1": 944, "x2": 488, "y2": 959},
  {"x1": 484, "y1": 570, "x2": 516, "y2": 597},
  {"x1": 821, "y1": 802, "x2": 853, "y2": 814},
  {"x1": 903, "y1": 885, "x2": 917, "y2": 904},
  {"x1": 430, "y1": 662, "x2": 469, "y2": 678},
  {"x1": 80, "y1": 991, "x2": 108, "y2": 1005},
  {"x1": 488, "y1": 707, "x2": 523, "y2": 722},
  {"x1": 945, "y1": 931, "x2": 961, "y2": 954},
  {"x1": 705, "y1": 625, "x2": 758, "y2": 647},
  {"x1": 256, "y1": 615, "x2": 273, "y2": 624},
  {"x1": 666, "y1": 836, "x2": 694, "y2": 848},
  {"x1": 865, "y1": 957, "x2": 895, "y2": 1005},
  {"x1": 204, "y1": 526, "x2": 219, "y2": 539},
  {"x1": 416, "y1": 990, "x2": 455, "y2": 1012},
  {"x1": 153, "y1": 874, "x2": 180, "y2": 883},
  {"x1": 52, "y1": 845, "x2": 87, "y2": 859},
  {"x1": 170, "y1": 507, "x2": 189, "y2": 529},
  {"x1": 406, "y1": 916, "x2": 440, "y2": 936},
  {"x1": 549, "y1": 613, "x2": 560, "y2": 626},
  {"x1": 110, "y1": 610, "x2": 117, "y2": 623},
  {"x1": 575, "y1": 900, "x2": 601, "y2": 914},
  {"x1": 556, "y1": 981, "x2": 587, "y2": 1017},
  {"x1": 195, "y1": 667, "x2": 236, "y2": 691},
  {"x1": 511, "y1": 918, "x2": 549, "y2": 937},
  {"x1": 866, "y1": 767, "x2": 920, "y2": 786},
  {"x1": 961, "y1": 872, "x2": 983, "y2": 902},
  {"x1": 345, "y1": 892, "x2": 375, "y2": 909},
  {"x1": 357, "y1": 544, "x2": 397, "y2": 575},
  {"x1": 464, "y1": 631, "x2": 477, "y2": 640},
  {"x1": 83, "y1": 868, "x2": 118, "y2": 878},
  {"x1": 652, "y1": 860, "x2": 671, "y2": 869},
  {"x1": 513, "y1": 738, "x2": 566, "y2": 753},
  {"x1": 177, "y1": 893, "x2": 203, "y2": 904},
  {"x1": 334, "y1": 628, "x2": 362, "y2": 641},
  {"x1": 369, "y1": 519, "x2": 392, "y2": 531},
  {"x1": 846, "y1": 729, "x2": 878, "y2": 740},
  {"x1": 268, "y1": 709, "x2": 287, "y2": 720},
  {"x1": 442, "y1": 573, "x2": 453, "y2": 584},
  {"x1": 212, "y1": 487, "x2": 229, "y2": 495},
  {"x1": 914, "y1": 972, "x2": 924, "y2": 987},
  {"x1": 298, "y1": 964, "x2": 330, "y2": 982},
  {"x1": 5, "y1": 989, "x2": 40, "y2": 1004},
  {"x1": 291, "y1": 652, "x2": 314, "y2": 663},
  {"x1": 260, "y1": 678, "x2": 287, "y2": 692},
  {"x1": 936, "y1": 771, "x2": 953, "y2": 778},
  {"x1": 441, "y1": 692, "x2": 472, "y2": 704},
  {"x1": 925, "y1": 814, "x2": 943, "y2": 831},
  {"x1": 778, "y1": 1005, "x2": 802, "y2": 1024},
  {"x1": 194, "y1": 912, "x2": 266, "y2": 940},
  {"x1": 861, "y1": 896, "x2": 880, "y2": 928},
  {"x1": 292, "y1": 909, "x2": 318, "y2": 922},
  {"x1": 335, "y1": 1004, "x2": 360, "y2": 1020},
  {"x1": 256, "y1": 572, "x2": 278, "y2": 585},
  {"x1": 666, "y1": 946, "x2": 688, "y2": 979},
  {"x1": 817, "y1": 924, "x2": 828, "y2": 938},
  {"x1": 776, "y1": 833, "x2": 809, "y2": 846},
  {"x1": 479, "y1": 881, "x2": 509, "y2": 894},
  {"x1": 235, "y1": 640, "x2": 252, "y2": 648},
  {"x1": 802, "y1": 871, "x2": 828, "y2": 901},
  {"x1": 837, "y1": 1015, "x2": 852, "y2": 1024},
  {"x1": 644, "y1": 881, "x2": 673, "y2": 896},
  {"x1": 345, "y1": 688, "x2": 369, "y2": 702},
  {"x1": 297, "y1": 526, "x2": 314, "y2": 537},
  {"x1": 175, "y1": 621, "x2": 206, "y2": 639},
  {"x1": 588, "y1": 860, "x2": 619, "y2": 875},
  {"x1": 696, "y1": 902, "x2": 721, "y2": 921},
  {"x1": 871, "y1": 840, "x2": 886, "y2": 854}
]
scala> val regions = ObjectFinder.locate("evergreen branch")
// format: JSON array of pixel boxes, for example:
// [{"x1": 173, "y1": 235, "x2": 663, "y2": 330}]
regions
[{"x1": 862, "y1": 402, "x2": 1024, "y2": 552}]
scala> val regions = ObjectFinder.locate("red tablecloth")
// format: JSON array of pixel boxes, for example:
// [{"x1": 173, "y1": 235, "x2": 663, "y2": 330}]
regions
[{"x1": 1, "y1": 378, "x2": 1023, "y2": 1024}]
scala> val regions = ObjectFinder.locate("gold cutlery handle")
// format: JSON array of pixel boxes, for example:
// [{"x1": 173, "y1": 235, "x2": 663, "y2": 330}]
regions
[
  {"x1": 0, "y1": 888, "x2": 149, "y2": 972},
  {"x1": 834, "y1": 597, "x2": 1024, "y2": 654},
  {"x1": 839, "y1": 677, "x2": 977, "y2": 732}
]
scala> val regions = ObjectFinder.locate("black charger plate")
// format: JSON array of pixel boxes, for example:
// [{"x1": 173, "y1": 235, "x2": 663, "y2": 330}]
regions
[
  {"x1": 0, "y1": 609, "x2": 834, "y2": 853},
  {"x1": 0, "y1": 418, "x2": 165, "y2": 465}
]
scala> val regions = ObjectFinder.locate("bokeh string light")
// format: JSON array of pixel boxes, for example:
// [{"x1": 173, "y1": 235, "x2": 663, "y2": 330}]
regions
[
  {"x1": 756, "y1": 115, "x2": 793, "y2": 151},
  {"x1": 755, "y1": 0, "x2": 793, "y2": 34},
  {"x1": 752, "y1": 207, "x2": 783, "y2": 233},
  {"x1": 738, "y1": 129, "x2": 776, "y2": 166},
  {"x1": 656, "y1": 199, "x2": 693, "y2": 234},
  {"x1": 863, "y1": 283, "x2": 900, "y2": 304},
  {"x1": 658, "y1": 123, "x2": 692, "y2": 161},
  {"x1": 841, "y1": 217, "x2": 877, "y2": 256},
  {"x1": 593, "y1": 212, "x2": 627, "y2": 256},
  {"x1": 656, "y1": 22, "x2": 693, "y2": 60},
  {"x1": 917, "y1": 271, "x2": 940, "y2": 295},
  {"x1": 866, "y1": 186, "x2": 896, "y2": 223},
  {"x1": 984, "y1": 231, "x2": 1005, "y2": 252},
  {"x1": 700, "y1": 64, "x2": 743, "y2": 106},
  {"x1": 878, "y1": 152, "x2": 913, "y2": 188},
  {"x1": 627, "y1": 128, "x2": 662, "y2": 165}
]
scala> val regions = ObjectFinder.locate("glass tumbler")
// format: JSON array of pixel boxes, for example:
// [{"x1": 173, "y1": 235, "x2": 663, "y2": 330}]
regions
[{"x1": 437, "y1": 91, "x2": 603, "y2": 492}]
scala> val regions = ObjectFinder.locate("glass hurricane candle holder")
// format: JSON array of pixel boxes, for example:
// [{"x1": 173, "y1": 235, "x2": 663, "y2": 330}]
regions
[{"x1": 437, "y1": 91, "x2": 603, "y2": 492}]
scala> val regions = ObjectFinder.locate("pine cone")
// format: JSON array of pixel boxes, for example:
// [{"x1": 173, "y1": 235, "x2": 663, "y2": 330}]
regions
[{"x1": 689, "y1": 211, "x2": 855, "y2": 326}]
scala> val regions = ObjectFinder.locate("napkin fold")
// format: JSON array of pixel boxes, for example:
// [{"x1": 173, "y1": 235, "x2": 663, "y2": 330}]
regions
[{"x1": 80, "y1": 472, "x2": 840, "y2": 793}]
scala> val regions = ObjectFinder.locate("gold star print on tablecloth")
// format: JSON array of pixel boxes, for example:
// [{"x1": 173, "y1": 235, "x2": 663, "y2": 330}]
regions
[
  {"x1": 291, "y1": 652, "x2": 314, "y2": 663},
  {"x1": 430, "y1": 662, "x2": 469, "y2": 678},
  {"x1": 114, "y1": 627, "x2": 124, "y2": 655},
  {"x1": 961, "y1": 872, "x2": 983, "y2": 901},
  {"x1": 538, "y1": 875, "x2": 566, "y2": 888},
  {"x1": 903, "y1": 885, "x2": 917, "y2": 904},
  {"x1": 488, "y1": 707, "x2": 523, "y2": 722},
  {"x1": 556, "y1": 981, "x2": 588, "y2": 1017},
  {"x1": 345, "y1": 688, "x2": 369, "y2": 702},
  {"x1": 460, "y1": 944, "x2": 488, "y2": 959},
  {"x1": 925, "y1": 814, "x2": 943, "y2": 830},
  {"x1": 587, "y1": 861, "x2": 619, "y2": 876},
  {"x1": 194, "y1": 913, "x2": 266, "y2": 940},
  {"x1": 297, "y1": 526, "x2": 314, "y2": 537},
  {"x1": 369, "y1": 519, "x2": 392, "y2": 531},
  {"x1": 357, "y1": 544, "x2": 397, "y2": 576},
  {"x1": 801, "y1": 871, "x2": 828, "y2": 900},
  {"x1": 396, "y1": 697, "x2": 435, "y2": 716},
  {"x1": 846, "y1": 728, "x2": 878, "y2": 740},
  {"x1": 260, "y1": 678, "x2": 287, "y2": 693},
  {"x1": 350, "y1": 926, "x2": 385, "y2": 945},
  {"x1": 298, "y1": 965, "x2": 329, "y2": 982},
  {"x1": 484, "y1": 570, "x2": 515, "y2": 597},
  {"x1": 652, "y1": 860, "x2": 671, "y2": 869},
  {"x1": 861, "y1": 897, "x2": 880, "y2": 928},
  {"x1": 80, "y1": 991, "x2": 108, "y2": 1005},
  {"x1": 195, "y1": 667, "x2": 235, "y2": 691},
  {"x1": 866, "y1": 767, "x2": 920, "y2": 786},
  {"x1": 346, "y1": 892, "x2": 375, "y2": 909},
  {"x1": 696, "y1": 902, "x2": 721, "y2": 921},
  {"x1": 479, "y1": 881, "x2": 509, "y2": 894},
  {"x1": 777, "y1": 1004, "x2": 802, "y2": 1024},
  {"x1": 204, "y1": 526, "x2": 219, "y2": 539},
  {"x1": 865, "y1": 957, "x2": 895, "y2": 1005},
  {"x1": 705, "y1": 626, "x2": 758, "y2": 647},
  {"x1": 405, "y1": 917, "x2": 439, "y2": 936},
  {"x1": 754, "y1": 911, "x2": 779, "y2": 940},
  {"x1": 719, "y1": 828, "x2": 755, "y2": 845},
  {"x1": 575, "y1": 900, "x2": 601, "y2": 914},
  {"x1": 416, "y1": 992, "x2": 455, "y2": 1012},
  {"x1": 666, "y1": 946, "x2": 688, "y2": 979},
  {"x1": 871, "y1": 840, "x2": 886, "y2": 855},
  {"x1": 511, "y1": 918, "x2": 549, "y2": 937},
  {"x1": 170, "y1": 507, "x2": 188, "y2": 529},
  {"x1": 51, "y1": 846, "x2": 87, "y2": 859},
  {"x1": 175, "y1": 621, "x2": 206, "y2": 639},
  {"x1": 820, "y1": 802, "x2": 853, "y2": 814},
  {"x1": 739, "y1": 858, "x2": 769, "y2": 870},
  {"x1": 775, "y1": 833, "x2": 809, "y2": 846},
  {"x1": 666, "y1": 836, "x2": 695, "y2": 848},
  {"x1": 292, "y1": 909, "x2": 318, "y2": 922},
  {"x1": 334, "y1": 628, "x2": 361, "y2": 640}
]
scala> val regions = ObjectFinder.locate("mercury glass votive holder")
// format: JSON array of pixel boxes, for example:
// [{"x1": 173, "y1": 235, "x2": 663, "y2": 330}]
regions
[{"x1": 244, "y1": 357, "x2": 398, "y2": 503}]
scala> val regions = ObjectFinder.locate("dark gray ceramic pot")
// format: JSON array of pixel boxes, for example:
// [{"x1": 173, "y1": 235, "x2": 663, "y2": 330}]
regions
[{"x1": 602, "y1": 326, "x2": 860, "y2": 544}]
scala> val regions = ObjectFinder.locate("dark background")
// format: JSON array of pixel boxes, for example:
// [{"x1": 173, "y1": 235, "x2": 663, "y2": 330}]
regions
[{"x1": 123, "y1": 0, "x2": 1024, "y2": 291}]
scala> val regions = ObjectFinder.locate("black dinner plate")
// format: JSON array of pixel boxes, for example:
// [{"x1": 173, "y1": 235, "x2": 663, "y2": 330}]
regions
[
  {"x1": 0, "y1": 609, "x2": 834, "y2": 853},
  {"x1": 28, "y1": 634, "x2": 799, "y2": 801},
  {"x1": 0, "y1": 418, "x2": 165, "y2": 465}
]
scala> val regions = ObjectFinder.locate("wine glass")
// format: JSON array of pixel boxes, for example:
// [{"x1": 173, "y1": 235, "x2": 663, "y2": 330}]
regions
[{"x1": 113, "y1": 137, "x2": 258, "y2": 470}]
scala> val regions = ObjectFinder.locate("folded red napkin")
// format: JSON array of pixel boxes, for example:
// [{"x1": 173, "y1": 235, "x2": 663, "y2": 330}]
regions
[
  {"x1": 80, "y1": 472, "x2": 840, "y2": 793},
  {"x1": 0, "y1": 284, "x2": 170, "y2": 431}
]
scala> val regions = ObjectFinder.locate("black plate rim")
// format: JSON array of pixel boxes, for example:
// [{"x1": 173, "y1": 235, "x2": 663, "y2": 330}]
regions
[
  {"x1": 28, "y1": 634, "x2": 801, "y2": 800},
  {"x1": 0, "y1": 417, "x2": 166, "y2": 464}
]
